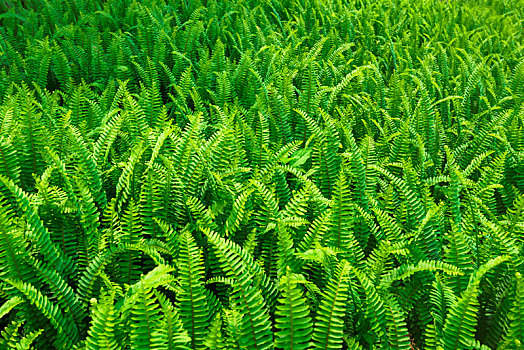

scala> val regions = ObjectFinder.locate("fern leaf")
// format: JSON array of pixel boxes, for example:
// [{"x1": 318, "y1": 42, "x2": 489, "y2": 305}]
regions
[
  {"x1": 443, "y1": 256, "x2": 509, "y2": 350},
  {"x1": 177, "y1": 229, "x2": 213, "y2": 349},
  {"x1": 275, "y1": 270, "x2": 313, "y2": 350},
  {"x1": 312, "y1": 260, "x2": 351, "y2": 350},
  {"x1": 86, "y1": 290, "x2": 121, "y2": 350}
]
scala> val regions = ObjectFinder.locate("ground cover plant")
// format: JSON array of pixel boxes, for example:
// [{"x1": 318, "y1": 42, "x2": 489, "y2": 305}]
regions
[{"x1": 0, "y1": 0, "x2": 523, "y2": 348}]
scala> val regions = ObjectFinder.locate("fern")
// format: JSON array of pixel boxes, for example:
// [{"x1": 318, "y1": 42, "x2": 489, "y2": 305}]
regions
[
  {"x1": 0, "y1": 0, "x2": 523, "y2": 348},
  {"x1": 85, "y1": 290, "x2": 121, "y2": 350},
  {"x1": 443, "y1": 256, "x2": 509, "y2": 350},
  {"x1": 502, "y1": 272, "x2": 524, "y2": 347},
  {"x1": 177, "y1": 229, "x2": 213, "y2": 349},
  {"x1": 274, "y1": 270, "x2": 313, "y2": 350},
  {"x1": 312, "y1": 260, "x2": 351, "y2": 350},
  {"x1": 204, "y1": 228, "x2": 274, "y2": 350},
  {"x1": 4, "y1": 278, "x2": 79, "y2": 348}
]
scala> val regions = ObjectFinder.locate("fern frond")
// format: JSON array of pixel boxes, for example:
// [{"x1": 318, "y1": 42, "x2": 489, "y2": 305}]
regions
[
  {"x1": 0, "y1": 136, "x2": 20, "y2": 184},
  {"x1": 443, "y1": 255, "x2": 509, "y2": 350},
  {"x1": 502, "y1": 272, "x2": 524, "y2": 347},
  {"x1": 4, "y1": 278, "x2": 79, "y2": 348},
  {"x1": 312, "y1": 260, "x2": 351, "y2": 350},
  {"x1": 203, "y1": 228, "x2": 274, "y2": 350},
  {"x1": 274, "y1": 270, "x2": 313, "y2": 350},
  {"x1": 0, "y1": 296, "x2": 23, "y2": 319},
  {"x1": 86, "y1": 290, "x2": 121, "y2": 350},
  {"x1": 177, "y1": 229, "x2": 213, "y2": 349}
]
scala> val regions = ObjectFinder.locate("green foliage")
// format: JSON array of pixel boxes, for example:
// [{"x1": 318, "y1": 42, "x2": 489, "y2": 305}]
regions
[
  {"x1": 275, "y1": 270, "x2": 313, "y2": 350},
  {"x1": 0, "y1": 0, "x2": 523, "y2": 349}
]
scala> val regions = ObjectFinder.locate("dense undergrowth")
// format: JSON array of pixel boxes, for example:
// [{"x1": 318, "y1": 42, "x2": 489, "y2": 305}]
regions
[{"x1": 0, "y1": 0, "x2": 523, "y2": 349}]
